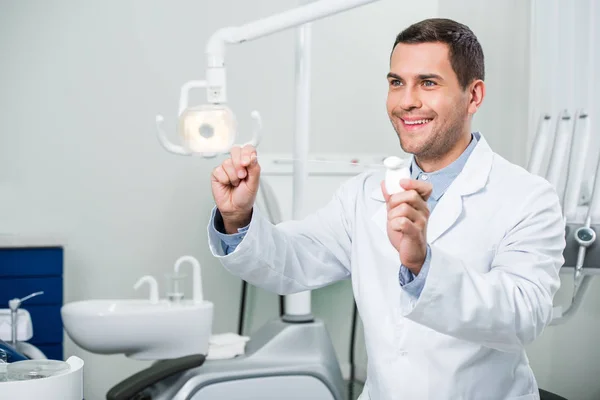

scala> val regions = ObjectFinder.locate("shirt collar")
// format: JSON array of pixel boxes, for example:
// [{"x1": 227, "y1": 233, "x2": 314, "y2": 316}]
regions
[{"x1": 410, "y1": 132, "x2": 479, "y2": 201}]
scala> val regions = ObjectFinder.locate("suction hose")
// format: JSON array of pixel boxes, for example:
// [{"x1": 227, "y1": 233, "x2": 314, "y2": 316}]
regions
[{"x1": 348, "y1": 302, "x2": 358, "y2": 399}]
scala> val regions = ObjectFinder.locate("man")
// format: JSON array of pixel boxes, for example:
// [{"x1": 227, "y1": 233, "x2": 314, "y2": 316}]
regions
[{"x1": 208, "y1": 18, "x2": 565, "y2": 400}]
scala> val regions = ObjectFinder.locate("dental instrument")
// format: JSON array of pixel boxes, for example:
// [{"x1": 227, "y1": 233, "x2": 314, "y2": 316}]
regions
[
  {"x1": 545, "y1": 110, "x2": 576, "y2": 203},
  {"x1": 527, "y1": 114, "x2": 553, "y2": 177},
  {"x1": 561, "y1": 110, "x2": 592, "y2": 222},
  {"x1": 572, "y1": 132, "x2": 600, "y2": 293},
  {"x1": 574, "y1": 216, "x2": 596, "y2": 282}
]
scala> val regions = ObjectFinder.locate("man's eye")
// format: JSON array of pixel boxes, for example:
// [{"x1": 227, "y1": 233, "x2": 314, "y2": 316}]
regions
[
  {"x1": 390, "y1": 79, "x2": 402, "y2": 86},
  {"x1": 422, "y1": 80, "x2": 436, "y2": 87}
]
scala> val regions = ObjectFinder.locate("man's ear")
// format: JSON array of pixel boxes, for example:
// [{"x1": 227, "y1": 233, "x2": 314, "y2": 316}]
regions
[{"x1": 467, "y1": 80, "x2": 485, "y2": 115}]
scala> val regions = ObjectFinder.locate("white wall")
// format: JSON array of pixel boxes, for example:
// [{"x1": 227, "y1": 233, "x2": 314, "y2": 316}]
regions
[
  {"x1": 437, "y1": 0, "x2": 533, "y2": 166},
  {"x1": 2, "y1": 0, "x2": 598, "y2": 399}
]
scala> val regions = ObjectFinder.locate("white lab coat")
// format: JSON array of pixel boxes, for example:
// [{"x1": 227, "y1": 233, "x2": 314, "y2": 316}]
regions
[{"x1": 207, "y1": 134, "x2": 565, "y2": 400}]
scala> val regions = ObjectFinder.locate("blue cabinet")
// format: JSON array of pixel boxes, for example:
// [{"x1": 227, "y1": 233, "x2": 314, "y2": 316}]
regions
[{"x1": 0, "y1": 247, "x2": 64, "y2": 360}]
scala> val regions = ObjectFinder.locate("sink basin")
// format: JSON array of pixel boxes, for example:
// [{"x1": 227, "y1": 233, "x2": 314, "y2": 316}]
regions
[{"x1": 61, "y1": 299, "x2": 213, "y2": 360}]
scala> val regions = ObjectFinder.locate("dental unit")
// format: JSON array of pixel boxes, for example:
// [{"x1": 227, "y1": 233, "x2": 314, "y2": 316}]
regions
[
  {"x1": 528, "y1": 109, "x2": 598, "y2": 325},
  {"x1": 557, "y1": 111, "x2": 599, "y2": 324}
]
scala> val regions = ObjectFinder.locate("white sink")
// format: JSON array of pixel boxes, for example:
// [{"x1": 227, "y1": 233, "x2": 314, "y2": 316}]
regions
[
  {"x1": 61, "y1": 299, "x2": 213, "y2": 360},
  {"x1": 61, "y1": 255, "x2": 214, "y2": 360}
]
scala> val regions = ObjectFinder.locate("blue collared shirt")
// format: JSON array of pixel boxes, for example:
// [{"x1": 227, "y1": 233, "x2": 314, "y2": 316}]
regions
[
  {"x1": 210, "y1": 133, "x2": 479, "y2": 298},
  {"x1": 211, "y1": 208, "x2": 249, "y2": 254}
]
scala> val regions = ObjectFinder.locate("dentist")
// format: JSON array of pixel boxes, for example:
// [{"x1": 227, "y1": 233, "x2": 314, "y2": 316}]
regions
[{"x1": 207, "y1": 18, "x2": 565, "y2": 400}]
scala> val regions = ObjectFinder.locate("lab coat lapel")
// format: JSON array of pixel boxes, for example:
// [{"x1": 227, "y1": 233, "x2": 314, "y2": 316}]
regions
[
  {"x1": 427, "y1": 136, "x2": 493, "y2": 243},
  {"x1": 370, "y1": 135, "x2": 494, "y2": 244}
]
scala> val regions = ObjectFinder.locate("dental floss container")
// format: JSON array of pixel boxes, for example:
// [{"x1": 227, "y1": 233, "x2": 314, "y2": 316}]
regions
[{"x1": 383, "y1": 156, "x2": 411, "y2": 195}]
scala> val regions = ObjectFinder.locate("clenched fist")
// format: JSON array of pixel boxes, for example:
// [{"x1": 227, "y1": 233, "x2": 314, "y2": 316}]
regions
[
  {"x1": 211, "y1": 144, "x2": 261, "y2": 234},
  {"x1": 381, "y1": 179, "x2": 433, "y2": 275}
]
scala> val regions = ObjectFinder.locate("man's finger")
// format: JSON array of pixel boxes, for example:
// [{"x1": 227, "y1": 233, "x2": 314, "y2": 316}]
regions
[
  {"x1": 222, "y1": 158, "x2": 240, "y2": 187},
  {"x1": 387, "y1": 190, "x2": 430, "y2": 217},
  {"x1": 230, "y1": 146, "x2": 247, "y2": 180},
  {"x1": 241, "y1": 145, "x2": 257, "y2": 167},
  {"x1": 212, "y1": 166, "x2": 231, "y2": 185},
  {"x1": 399, "y1": 179, "x2": 433, "y2": 201},
  {"x1": 388, "y1": 203, "x2": 423, "y2": 225},
  {"x1": 389, "y1": 217, "x2": 420, "y2": 236}
]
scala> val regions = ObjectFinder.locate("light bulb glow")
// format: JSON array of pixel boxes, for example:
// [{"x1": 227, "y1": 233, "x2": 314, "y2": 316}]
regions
[{"x1": 178, "y1": 104, "x2": 237, "y2": 154}]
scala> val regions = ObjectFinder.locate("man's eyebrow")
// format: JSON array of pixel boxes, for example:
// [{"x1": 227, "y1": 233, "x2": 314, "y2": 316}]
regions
[
  {"x1": 417, "y1": 73, "x2": 444, "y2": 81},
  {"x1": 386, "y1": 72, "x2": 444, "y2": 81}
]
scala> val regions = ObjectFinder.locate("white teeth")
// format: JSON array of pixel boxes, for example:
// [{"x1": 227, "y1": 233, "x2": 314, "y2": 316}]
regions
[{"x1": 403, "y1": 119, "x2": 431, "y2": 125}]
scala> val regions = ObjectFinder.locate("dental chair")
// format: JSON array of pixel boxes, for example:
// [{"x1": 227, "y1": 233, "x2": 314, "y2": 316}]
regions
[
  {"x1": 539, "y1": 389, "x2": 568, "y2": 400},
  {"x1": 106, "y1": 318, "x2": 344, "y2": 400}
]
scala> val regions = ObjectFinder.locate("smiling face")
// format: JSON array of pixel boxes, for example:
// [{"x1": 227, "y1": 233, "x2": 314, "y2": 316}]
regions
[{"x1": 386, "y1": 41, "x2": 484, "y2": 170}]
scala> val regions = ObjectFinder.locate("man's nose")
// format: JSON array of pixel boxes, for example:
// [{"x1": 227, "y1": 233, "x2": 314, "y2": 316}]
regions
[{"x1": 398, "y1": 87, "x2": 422, "y2": 110}]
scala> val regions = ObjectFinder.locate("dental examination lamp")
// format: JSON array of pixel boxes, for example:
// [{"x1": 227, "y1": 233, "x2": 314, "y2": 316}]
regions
[{"x1": 156, "y1": 0, "x2": 381, "y2": 157}]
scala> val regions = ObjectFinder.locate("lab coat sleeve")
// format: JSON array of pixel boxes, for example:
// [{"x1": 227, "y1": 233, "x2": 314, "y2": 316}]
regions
[
  {"x1": 400, "y1": 182, "x2": 565, "y2": 352},
  {"x1": 206, "y1": 178, "x2": 356, "y2": 295}
]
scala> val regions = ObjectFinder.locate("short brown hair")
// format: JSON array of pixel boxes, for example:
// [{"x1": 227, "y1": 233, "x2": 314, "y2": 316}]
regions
[{"x1": 392, "y1": 18, "x2": 484, "y2": 89}]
